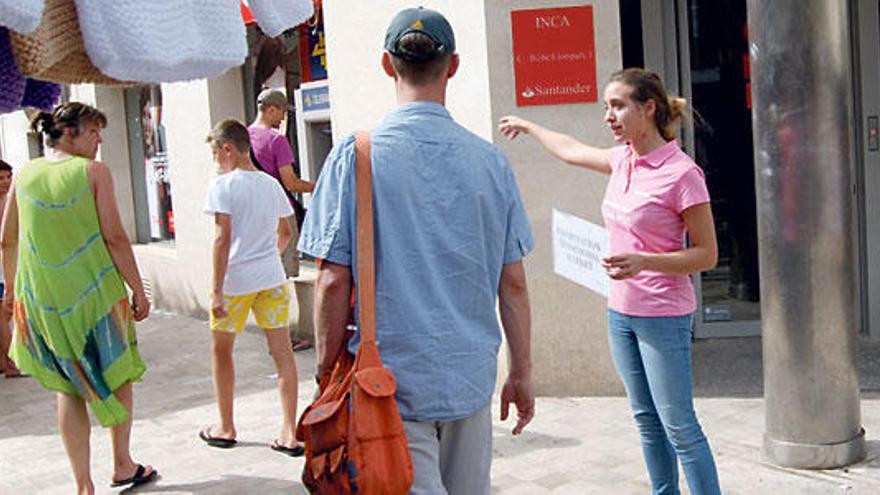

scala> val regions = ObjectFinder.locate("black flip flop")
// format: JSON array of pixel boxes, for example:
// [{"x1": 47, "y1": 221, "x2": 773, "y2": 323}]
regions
[
  {"x1": 199, "y1": 427, "x2": 237, "y2": 448},
  {"x1": 270, "y1": 439, "x2": 305, "y2": 457},
  {"x1": 110, "y1": 464, "x2": 158, "y2": 488},
  {"x1": 292, "y1": 340, "x2": 313, "y2": 352}
]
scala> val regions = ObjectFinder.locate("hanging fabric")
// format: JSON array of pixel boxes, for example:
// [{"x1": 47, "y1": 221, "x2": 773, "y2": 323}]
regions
[
  {"x1": 74, "y1": 0, "x2": 247, "y2": 83},
  {"x1": 1, "y1": 26, "x2": 62, "y2": 114},
  {"x1": 0, "y1": 27, "x2": 27, "y2": 113},
  {"x1": 9, "y1": 0, "x2": 128, "y2": 85},
  {"x1": 0, "y1": 0, "x2": 46, "y2": 35},
  {"x1": 21, "y1": 79, "x2": 62, "y2": 111},
  {"x1": 246, "y1": 0, "x2": 313, "y2": 37}
]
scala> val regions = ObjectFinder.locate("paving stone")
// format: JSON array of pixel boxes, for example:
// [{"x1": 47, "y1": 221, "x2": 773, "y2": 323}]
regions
[{"x1": 2, "y1": 312, "x2": 880, "y2": 493}]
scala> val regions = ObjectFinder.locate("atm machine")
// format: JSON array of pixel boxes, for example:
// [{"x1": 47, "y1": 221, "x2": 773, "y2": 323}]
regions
[{"x1": 294, "y1": 79, "x2": 333, "y2": 207}]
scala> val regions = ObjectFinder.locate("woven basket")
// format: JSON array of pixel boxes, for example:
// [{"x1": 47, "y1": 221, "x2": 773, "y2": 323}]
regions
[
  {"x1": 0, "y1": 0, "x2": 46, "y2": 35},
  {"x1": 9, "y1": 0, "x2": 130, "y2": 85}
]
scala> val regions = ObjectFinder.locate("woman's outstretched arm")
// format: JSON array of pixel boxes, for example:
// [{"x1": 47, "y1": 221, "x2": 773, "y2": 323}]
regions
[{"x1": 499, "y1": 115, "x2": 613, "y2": 175}]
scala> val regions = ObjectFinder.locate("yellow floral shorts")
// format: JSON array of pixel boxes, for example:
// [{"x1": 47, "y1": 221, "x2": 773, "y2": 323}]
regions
[{"x1": 210, "y1": 284, "x2": 290, "y2": 333}]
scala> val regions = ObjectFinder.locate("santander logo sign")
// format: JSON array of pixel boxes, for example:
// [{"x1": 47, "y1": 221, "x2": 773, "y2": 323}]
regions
[{"x1": 512, "y1": 6, "x2": 597, "y2": 106}]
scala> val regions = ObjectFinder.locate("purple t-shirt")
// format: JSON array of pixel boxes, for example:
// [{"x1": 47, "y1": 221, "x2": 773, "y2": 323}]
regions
[{"x1": 248, "y1": 125, "x2": 295, "y2": 181}]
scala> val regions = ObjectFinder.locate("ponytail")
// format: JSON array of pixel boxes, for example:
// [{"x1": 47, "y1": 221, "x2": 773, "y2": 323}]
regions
[
  {"x1": 30, "y1": 111, "x2": 63, "y2": 145},
  {"x1": 660, "y1": 96, "x2": 688, "y2": 141},
  {"x1": 29, "y1": 102, "x2": 107, "y2": 148},
  {"x1": 667, "y1": 97, "x2": 687, "y2": 122}
]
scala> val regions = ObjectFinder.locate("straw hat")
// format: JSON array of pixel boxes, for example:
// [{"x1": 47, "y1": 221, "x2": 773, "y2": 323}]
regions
[{"x1": 9, "y1": 0, "x2": 131, "y2": 85}]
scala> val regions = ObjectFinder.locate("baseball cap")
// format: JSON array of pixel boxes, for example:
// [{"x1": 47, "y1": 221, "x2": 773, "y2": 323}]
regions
[
  {"x1": 384, "y1": 7, "x2": 456, "y2": 62},
  {"x1": 256, "y1": 88, "x2": 293, "y2": 111}
]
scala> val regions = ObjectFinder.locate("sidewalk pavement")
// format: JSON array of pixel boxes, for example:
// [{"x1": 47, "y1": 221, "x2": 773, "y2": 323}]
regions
[{"x1": 2, "y1": 311, "x2": 879, "y2": 494}]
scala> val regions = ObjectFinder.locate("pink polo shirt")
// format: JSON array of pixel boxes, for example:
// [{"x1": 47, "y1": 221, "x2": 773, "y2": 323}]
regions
[{"x1": 601, "y1": 140, "x2": 710, "y2": 317}]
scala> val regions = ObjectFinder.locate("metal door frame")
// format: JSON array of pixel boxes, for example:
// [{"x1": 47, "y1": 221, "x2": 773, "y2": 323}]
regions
[
  {"x1": 641, "y1": 0, "x2": 761, "y2": 338},
  {"x1": 854, "y1": 0, "x2": 880, "y2": 338}
]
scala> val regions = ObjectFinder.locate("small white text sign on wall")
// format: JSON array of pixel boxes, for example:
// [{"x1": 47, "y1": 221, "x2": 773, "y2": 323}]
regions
[{"x1": 552, "y1": 209, "x2": 609, "y2": 297}]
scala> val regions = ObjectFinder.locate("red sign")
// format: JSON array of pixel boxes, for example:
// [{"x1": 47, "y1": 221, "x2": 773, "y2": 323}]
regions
[
  {"x1": 511, "y1": 6, "x2": 597, "y2": 106},
  {"x1": 240, "y1": 1, "x2": 255, "y2": 25}
]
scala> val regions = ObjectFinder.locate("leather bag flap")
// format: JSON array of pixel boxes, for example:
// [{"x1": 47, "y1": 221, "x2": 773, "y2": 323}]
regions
[
  {"x1": 354, "y1": 367, "x2": 396, "y2": 398},
  {"x1": 310, "y1": 453, "x2": 327, "y2": 479},
  {"x1": 302, "y1": 397, "x2": 347, "y2": 426},
  {"x1": 329, "y1": 445, "x2": 346, "y2": 473}
]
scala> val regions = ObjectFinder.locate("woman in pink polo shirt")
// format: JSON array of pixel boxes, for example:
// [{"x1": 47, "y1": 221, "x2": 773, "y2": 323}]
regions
[{"x1": 500, "y1": 68, "x2": 720, "y2": 495}]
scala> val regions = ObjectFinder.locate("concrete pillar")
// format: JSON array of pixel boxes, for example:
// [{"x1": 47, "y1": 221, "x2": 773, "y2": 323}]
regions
[{"x1": 748, "y1": 0, "x2": 865, "y2": 468}]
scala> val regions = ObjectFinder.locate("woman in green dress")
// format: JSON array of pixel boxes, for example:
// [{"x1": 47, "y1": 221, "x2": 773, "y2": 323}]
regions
[{"x1": 1, "y1": 102, "x2": 157, "y2": 494}]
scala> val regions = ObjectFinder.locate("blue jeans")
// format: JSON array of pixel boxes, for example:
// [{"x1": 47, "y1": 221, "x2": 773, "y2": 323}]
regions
[{"x1": 608, "y1": 309, "x2": 721, "y2": 495}]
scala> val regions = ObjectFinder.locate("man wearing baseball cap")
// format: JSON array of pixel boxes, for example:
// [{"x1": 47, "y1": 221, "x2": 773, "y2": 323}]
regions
[
  {"x1": 300, "y1": 7, "x2": 535, "y2": 493},
  {"x1": 249, "y1": 88, "x2": 314, "y2": 280}
]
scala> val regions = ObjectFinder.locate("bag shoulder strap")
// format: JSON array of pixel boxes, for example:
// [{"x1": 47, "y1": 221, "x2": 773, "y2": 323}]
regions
[
  {"x1": 354, "y1": 132, "x2": 376, "y2": 348},
  {"x1": 250, "y1": 148, "x2": 301, "y2": 206}
]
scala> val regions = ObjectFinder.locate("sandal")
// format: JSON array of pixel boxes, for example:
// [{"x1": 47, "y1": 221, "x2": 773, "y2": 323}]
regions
[
  {"x1": 110, "y1": 464, "x2": 158, "y2": 488},
  {"x1": 270, "y1": 439, "x2": 305, "y2": 457},
  {"x1": 292, "y1": 339, "x2": 313, "y2": 352},
  {"x1": 199, "y1": 427, "x2": 237, "y2": 448},
  {"x1": 3, "y1": 364, "x2": 26, "y2": 379}
]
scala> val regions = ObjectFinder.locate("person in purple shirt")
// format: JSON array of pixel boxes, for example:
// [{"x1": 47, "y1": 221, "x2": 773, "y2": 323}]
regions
[
  {"x1": 249, "y1": 89, "x2": 315, "y2": 351},
  {"x1": 248, "y1": 88, "x2": 314, "y2": 280}
]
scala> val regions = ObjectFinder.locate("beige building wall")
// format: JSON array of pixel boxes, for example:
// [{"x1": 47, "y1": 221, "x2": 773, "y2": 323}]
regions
[
  {"x1": 323, "y1": 0, "x2": 493, "y2": 140},
  {"x1": 486, "y1": 0, "x2": 623, "y2": 395},
  {"x1": 134, "y1": 68, "x2": 247, "y2": 317},
  {"x1": 0, "y1": 111, "x2": 33, "y2": 169},
  {"x1": 93, "y1": 87, "x2": 138, "y2": 239},
  {"x1": 325, "y1": 1, "x2": 624, "y2": 395}
]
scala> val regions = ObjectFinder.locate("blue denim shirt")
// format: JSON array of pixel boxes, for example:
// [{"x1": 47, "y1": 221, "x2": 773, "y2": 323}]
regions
[{"x1": 298, "y1": 102, "x2": 533, "y2": 421}]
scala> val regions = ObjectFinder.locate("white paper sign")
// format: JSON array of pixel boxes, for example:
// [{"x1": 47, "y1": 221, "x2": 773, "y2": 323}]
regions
[{"x1": 552, "y1": 209, "x2": 610, "y2": 297}]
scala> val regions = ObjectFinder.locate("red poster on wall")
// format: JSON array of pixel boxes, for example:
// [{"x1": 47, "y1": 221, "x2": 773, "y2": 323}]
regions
[{"x1": 511, "y1": 6, "x2": 597, "y2": 106}]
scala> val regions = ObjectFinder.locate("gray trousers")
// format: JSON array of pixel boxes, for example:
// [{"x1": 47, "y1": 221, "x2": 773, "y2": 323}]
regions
[
  {"x1": 402, "y1": 405, "x2": 492, "y2": 495},
  {"x1": 282, "y1": 215, "x2": 299, "y2": 278}
]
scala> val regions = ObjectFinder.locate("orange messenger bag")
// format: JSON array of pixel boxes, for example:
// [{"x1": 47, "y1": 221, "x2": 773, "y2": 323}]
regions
[{"x1": 295, "y1": 131, "x2": 414, "y2": 494}]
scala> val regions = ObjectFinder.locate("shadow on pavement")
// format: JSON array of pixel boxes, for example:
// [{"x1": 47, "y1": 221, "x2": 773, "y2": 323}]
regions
[
  {"x1": 692, "y1": 336, "x2": 763, "y2": 398},
  {"x1": 691, "y1": 335, "x2": 880, "y2": 399},
  {"x1": 860, "y1": 440, "x2": 880, "y2": 465},
  {"x1": 492, "y1": 426, "x2": 581, "y2": 458},
  {"x1": 131, "y1": 474, "x2": 306, "y2": 494}
]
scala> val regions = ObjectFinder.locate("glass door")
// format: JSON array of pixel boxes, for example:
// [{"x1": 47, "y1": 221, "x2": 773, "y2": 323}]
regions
[
  {"x1": 684, "y1": 0, "x2": 761, "y2": 337},
  {"x1": 638, "y1": 0, "x2": 762, "y2": 337},
  {"x1": 855, "y1": 0, "x2": 880, "y2": 338}
]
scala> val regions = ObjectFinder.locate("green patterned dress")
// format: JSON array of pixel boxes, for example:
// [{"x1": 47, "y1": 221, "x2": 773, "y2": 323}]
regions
[{"x1": 9, "y1": 156, "x2": 146, "y2": 427}]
